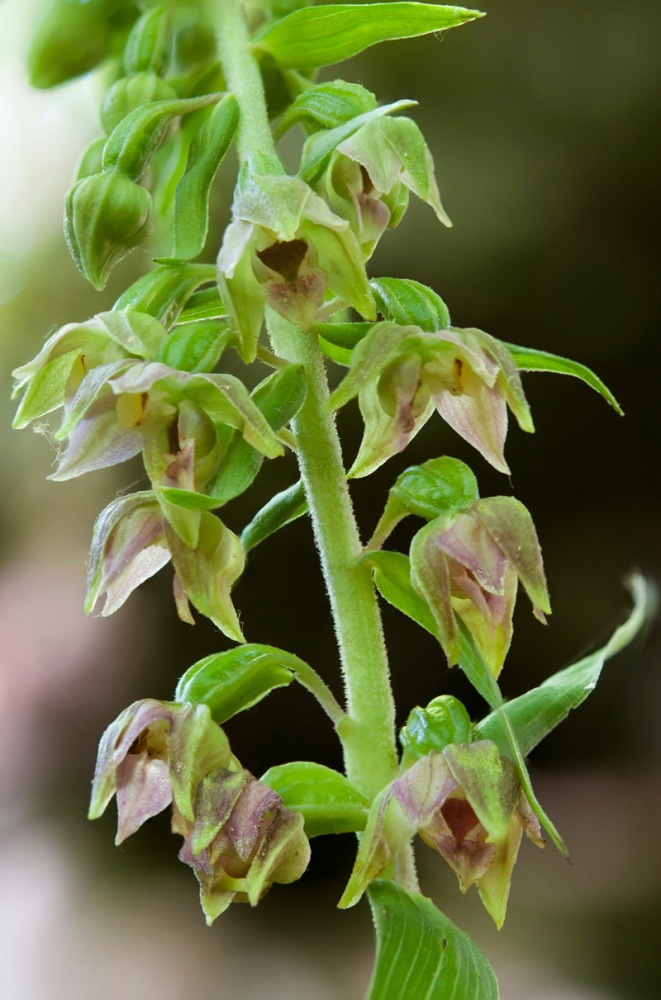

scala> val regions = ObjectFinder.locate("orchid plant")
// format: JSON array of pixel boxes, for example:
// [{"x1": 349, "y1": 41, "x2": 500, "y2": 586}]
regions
[{"x1": 12, "y1": 1, "x2": 648, "y2": 996}]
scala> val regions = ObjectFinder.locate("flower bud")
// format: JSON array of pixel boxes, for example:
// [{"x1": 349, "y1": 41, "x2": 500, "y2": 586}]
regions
[
  {"x1": 123, "y1": 5, "x2": 172, "y2": 77},
  {"x1": 27, "y1": 0, "x2": 135, "y2": 89},
  {"x1": 100, "y1": 72, "x2": 178, "y2": 135},
  {"x1": 65, "y1": 173, "x2": 153, "y2": 290}
]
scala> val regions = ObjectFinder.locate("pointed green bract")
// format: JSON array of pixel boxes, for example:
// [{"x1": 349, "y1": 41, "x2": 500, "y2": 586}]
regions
[
  {"x1": 371, "y1": 277, "x2": 450, "y2": 333},
  {"x1": 102, "y1": 93, "x2": 223, "y2": 182},
  {"x1": 276, "y1": 80, "x2": 378, "y2": 137},
  {"x1": 240, "y1": 480, "x2": 308, "y2": 552},
  {"x1": 299, "y1": 100, "x2": 416, "y2": 185},
  {"x1": 369, "y1": 457, "x2": 479, "y2": 547},
  {"x1": 261, "y1": 761, "x2": 369, "y2": 836},
  {"x1": 505, "y1": 342, "x2": 623, "y2": 414},
  {"x1": 113, "y1": 263, "x2": 218, "y2": 329},
  {"x1": 366, "y1": 881, "x2": 499, "y2": 1000},
  {"x1": 175, "y1": 643, "x2": 343, "y2": 724},
  {"x1": 173, "y1": 94, "x2": 240, "y2": 260},
  {"x1": 255, "y1": 4, "x2": 485, "y2": 70},
  {"x1": 477, "y1": 574, "x2": 649, "y2": 756}
]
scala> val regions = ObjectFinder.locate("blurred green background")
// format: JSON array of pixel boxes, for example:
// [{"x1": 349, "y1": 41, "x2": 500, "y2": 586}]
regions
[{"x1": 1, "y1": 1, "x2": 659, "y2": 998}]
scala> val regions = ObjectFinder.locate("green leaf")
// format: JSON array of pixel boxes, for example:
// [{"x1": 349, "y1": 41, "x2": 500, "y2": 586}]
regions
[
  {"x1": 496, "y1": 712, "x2": 568, "y2": 858},
  {"x1": 368, "y1": 549, "x2": 441, "y2": 639},
  {"x1": 371, "y1": 277, "x2": 450, "y2": 333},
  {"x1": 477, "y1": 574, "x2": 650, "y2": 756},
  {"x1": 314, "y1": 321, "x2": 374, "y2": 365},
  {"x1": 156, "y1": 319, "x2": 232, "y2": 373},
  {"x1": 173, "y1": 94, "x2": 240, "y2": 260},
  {"x1": 505, "y1": 342, "x2": 623, "y2": 415},
  {"x1": 369, "y1": 457, "x2": 479, "y2": 547},
  {"x1": 207, "y1": 365, "x2": 307, "y2": 506},
  {"x1": 241, "y1": 481, "x2": 308, "y2": 552},
  {"x1": 276, "y1": 80, "x2": 377, "y2": 137},
  {"x1": 113, "y1": 262, "x2": 217, "y2": 330},
  {"x1": 366, "y1": 881, "x2": 499, "y2": 1000},
  {"x1": 299, "y1": 100, "x2": 416, "y2": 185},
  {"x1": 175, "y1": 643, "x2": 343, "y2": 724},
  {"x1": 261, "y1": 762, "x2": 369, "y2": 836},
  {"x1": 255, "y1": 4, "x2": 485, "y2": 70}
]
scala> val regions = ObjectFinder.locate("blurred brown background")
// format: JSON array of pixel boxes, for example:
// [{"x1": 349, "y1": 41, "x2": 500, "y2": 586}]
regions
[{"x1": 1, "y1": 1, "x2": 659, "y2": 997}]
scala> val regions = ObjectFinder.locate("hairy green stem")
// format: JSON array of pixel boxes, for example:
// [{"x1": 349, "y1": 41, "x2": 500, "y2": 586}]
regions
[
  {"x1": 267, "y1": 311, "x2": 398, "y2": 797},
  {"x1": 216, "y1": 0, "x2": 399, "y2": 799}
]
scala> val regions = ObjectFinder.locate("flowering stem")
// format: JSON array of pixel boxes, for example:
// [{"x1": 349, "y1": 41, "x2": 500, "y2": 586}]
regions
[
  {"x1": 267, "y1": 310, "x2": 398, "y2": 797},
  {"x1": 216, "y1": 0, "x2": 398, "y2": 800}
]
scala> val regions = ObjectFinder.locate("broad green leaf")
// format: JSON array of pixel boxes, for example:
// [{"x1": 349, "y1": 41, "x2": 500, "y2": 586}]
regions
[
  {"x1": 173, "y1": 94, "x2": 240, "y2": 259},
  {"x1": 156, "y1": 319, "x2": 232, "y2": 373},
  {"x1": 299, "y1": 100, "x2": 416, "y2": 185},
  {"x1": 505, "y1": 342, "x2": 623, "y2": 415},
  {"x1": 261, "y1": 762, "x2": 369, "y2": 836},
  {"x1": 371, "y1": 277, "x2": 450, "y2": 333},
  {"x1": 241, "y1": 481, "x2": 308, "y2": 552},
  {"x1": 366, "y1": 880, "x2": 499, "y2": 1000},
  {"x1": 255, "y1": 4, "x2": 485, "y2": 70},
  {"x1": 369, "y1": 457, "x2": 479, "y2": 547},
  {"x1": 113, "y1": 262, "x2": 217, "y2": 329},
  {"x1": 175, "y1": 643, "x2": 343, "y2": 723},
  {"x1": 477, "y1": 574, "x2": 649, "y2": 756},
  {"x1": 276, "y1": 80, "x2": 377, "y2": 137}
]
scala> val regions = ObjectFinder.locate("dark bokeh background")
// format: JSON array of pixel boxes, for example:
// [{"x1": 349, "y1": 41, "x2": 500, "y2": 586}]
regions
[{"x1": 1, "y1": 1, "x2": 659, "y2": 997}]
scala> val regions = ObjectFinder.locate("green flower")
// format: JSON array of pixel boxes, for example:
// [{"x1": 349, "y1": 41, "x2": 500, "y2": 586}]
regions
[{"x1": 217, "y1": 173, "x2": 374, "y2": 361}]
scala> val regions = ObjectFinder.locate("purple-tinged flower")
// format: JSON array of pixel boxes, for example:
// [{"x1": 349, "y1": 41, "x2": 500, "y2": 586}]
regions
[
  {"x1": 176, "y1": 768, "x2": 311, "y2": 924},
  {"x1": 392, "y1": 744, "x2": 544, "y2": 927},
  {"x1": 330, "y1": 323, "x2": 533, "y2": 478},
  {"x1": 411, "y1": 496, "x2": 550, "y2": 675},
  {"x1": 89, "y1": 699, "x2": 310, "y2": 924},
  {"x1": 340, "y1": 741, "x2": 543, "y2": 927},
  {"x1": 217, "y1": 173, "x2": 374, "y2": 361}
]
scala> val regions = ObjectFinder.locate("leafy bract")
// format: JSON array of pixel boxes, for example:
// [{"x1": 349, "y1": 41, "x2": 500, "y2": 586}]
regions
[
  {"x1": 261, "y1": 761, "x2": 368, "y2": 836},
  {"x1": 113, "y1": 262, "x2": 217, "y2": 329},
  {"x1": 477, "y1": 574, "x2": 649, "y2": 756},
  {"x1": 505, "y1": 343, "x2": 623, "y2": 414},
  {"x1": 241, "y1": 481, "x2": 308, "y2": 552},
  {"x1": 371, "y1": 277, "x2": 450, "y2": 333},
  {"x1": 366, "y1": 881, "x2": 499, "y2": 1000},
  {"x1": 175, "y1": 644, "x2": 343, "y2": 724},
  {"x1": 173, "y1": 94, "x2": 240, "y2": 260},
  {"x1": 299, "y1": 100, "x2": 416, "y2": 185},
  {"x1": 369, "y1": 457, "x2": 479, "y2": 547},
  {"x1": 276, "y1": 80, "x2": 377, "y2": 137},
  {"x1": 255, "y1": 4, "x2": 485, "y2": 70}
]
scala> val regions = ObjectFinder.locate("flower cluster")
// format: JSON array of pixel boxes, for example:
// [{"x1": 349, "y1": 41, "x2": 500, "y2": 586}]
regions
[{"x1": 89, "y1": 698, "x2": 310, "y2": 924}]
